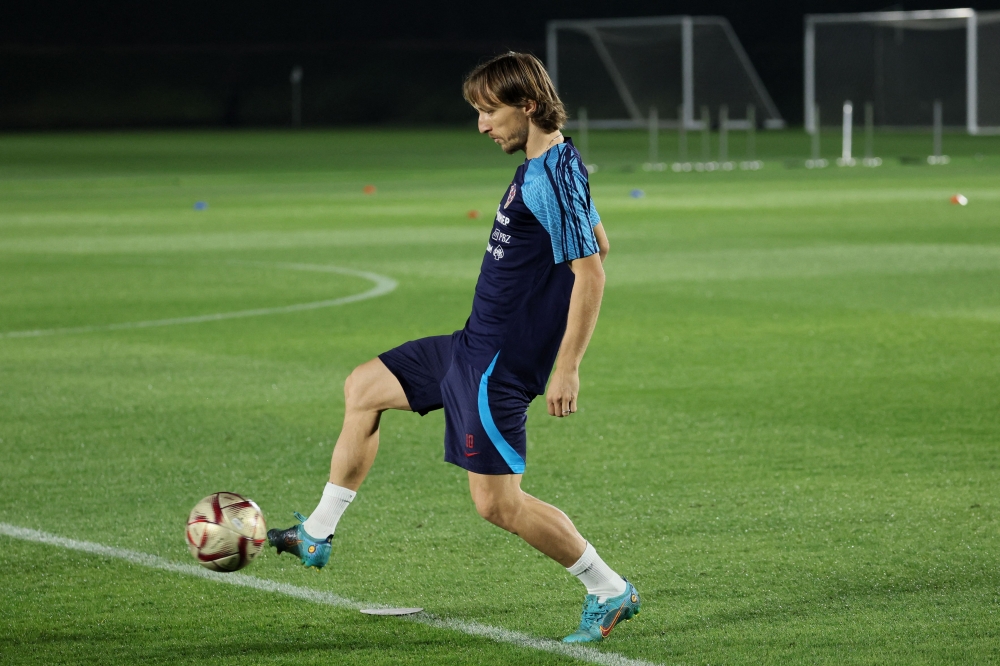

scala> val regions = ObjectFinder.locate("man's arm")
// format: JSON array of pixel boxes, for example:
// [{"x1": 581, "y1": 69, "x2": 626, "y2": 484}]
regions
[
  {"x1": 547, "y1": 251, "x2": 605, "y2": 418},
  {"x1": 593, "y1": 222, "x2": 610, "y2": 263}
]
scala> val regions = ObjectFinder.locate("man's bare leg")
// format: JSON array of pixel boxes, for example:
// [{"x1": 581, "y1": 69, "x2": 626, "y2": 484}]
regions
[
  {"x1": 467, "y1": 472, "x2": 585, "y2": 566},
  {"x1": 296, "y1": 358, "x2": 409, "y2": 540},
  {"x1": 328, "y1": 357, "x2": 411, "y2": 491},
  {"x1": 468, "y1": 471, "x2": 627, "y2": 606}
]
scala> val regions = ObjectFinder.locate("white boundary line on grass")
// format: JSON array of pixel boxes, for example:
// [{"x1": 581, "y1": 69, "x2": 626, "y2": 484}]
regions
[
  {"x1": 1, "y1": 263, "x2": 397, "y2": 339},
  {"x1": 0, "y1": 523, "x2": 660, "y2": 666}
]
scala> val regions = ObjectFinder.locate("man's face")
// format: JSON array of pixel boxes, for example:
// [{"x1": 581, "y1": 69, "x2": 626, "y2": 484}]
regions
[{"x1": 477, "y1": 103, "x2": 530, "y2": 155}]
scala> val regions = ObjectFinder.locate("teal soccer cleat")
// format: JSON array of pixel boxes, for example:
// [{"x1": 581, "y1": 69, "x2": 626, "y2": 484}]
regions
[
  {"x1": 266, "y1": 512, "x2": 332, "y2": 569},
  {"x1": 563, "y1": 579, "x2": 641, "y2": 643}
]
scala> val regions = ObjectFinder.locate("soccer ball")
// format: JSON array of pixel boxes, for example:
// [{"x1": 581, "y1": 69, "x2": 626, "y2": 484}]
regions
[{"x1": 186, "y1": 492, "x2": 267, "y2": 572}]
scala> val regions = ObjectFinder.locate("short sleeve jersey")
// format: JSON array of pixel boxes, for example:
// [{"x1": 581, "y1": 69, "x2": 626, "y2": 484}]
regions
[{"x1": 453, "y1": 138, "x2": 601, "y2": 394}]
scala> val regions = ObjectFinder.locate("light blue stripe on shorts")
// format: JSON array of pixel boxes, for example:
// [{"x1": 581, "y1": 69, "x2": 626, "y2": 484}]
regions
[{"x1": 477, "y1": 352, "x2": 526, "y2": 474}]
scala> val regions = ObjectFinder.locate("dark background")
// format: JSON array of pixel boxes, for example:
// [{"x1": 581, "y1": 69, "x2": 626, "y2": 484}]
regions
[{"x1": 3, "y1": 1, "x2": 999, "y2": 129}]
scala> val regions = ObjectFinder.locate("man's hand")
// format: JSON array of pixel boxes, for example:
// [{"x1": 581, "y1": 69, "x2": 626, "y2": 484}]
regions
[{"x1": 547, "y1": 366, "x2": 580, "y2": 417}]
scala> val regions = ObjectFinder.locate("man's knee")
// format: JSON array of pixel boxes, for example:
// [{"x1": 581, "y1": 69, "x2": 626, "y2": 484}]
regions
[
  {"x1": 472, "y1": 488, "x2": 521, "y2": 531},
  {"x1": 343, "y1": 358, "x2": 410, "y2": 415},
  {"x1": 344, "y1": 363, "x2": 377, "y2": 411}
]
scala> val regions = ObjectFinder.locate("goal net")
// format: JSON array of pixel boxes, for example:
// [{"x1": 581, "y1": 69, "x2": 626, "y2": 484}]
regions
[
  {"x1": 805, "y1": 8, "x2": 1000, "y2": 135},
  {"x1": 546, "y1": 16, "x2": 784, "y2": 130}
]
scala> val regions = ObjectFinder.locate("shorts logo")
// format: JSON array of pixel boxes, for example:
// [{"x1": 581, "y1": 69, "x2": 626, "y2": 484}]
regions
[
  {"x1": 495, "y1": 209, "x2": 510, "y2": 226},
  {"x1": 504, "y1": 184, "x2": 516, "y2": 209},
  {"x1": 492, "y1": 246, "x2": 504, "y2": 260},
  {"x1": 465, "y1": 434, "x2": 479, "y2": 457}
]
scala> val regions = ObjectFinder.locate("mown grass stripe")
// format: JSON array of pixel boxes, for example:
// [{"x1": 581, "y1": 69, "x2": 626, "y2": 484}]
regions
[{"x1": 0, "y1": 523, "x2": 661, "y2": 666}]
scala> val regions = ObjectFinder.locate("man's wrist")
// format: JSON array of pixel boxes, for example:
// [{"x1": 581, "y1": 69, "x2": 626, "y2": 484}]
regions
[{"x1": 555, "y1": 361, "x2": 580, "y2": 373}]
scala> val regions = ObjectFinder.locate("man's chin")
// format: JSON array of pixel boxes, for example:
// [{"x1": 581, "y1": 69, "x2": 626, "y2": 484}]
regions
[{"x1": 501, "y1": 142, "x2": 526, "y2": 155}]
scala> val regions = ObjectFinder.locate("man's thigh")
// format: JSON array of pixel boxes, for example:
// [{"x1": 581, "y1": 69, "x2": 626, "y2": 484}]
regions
[
  {"x1": 349, "y1": 357, "x2": 411, "y2": 412},
  {"x1": 378, "y1": 334, "x2": 455, "y2": 415},
  {"x1": 467, "y1": 471, "x2": 523, "y2": 506}
]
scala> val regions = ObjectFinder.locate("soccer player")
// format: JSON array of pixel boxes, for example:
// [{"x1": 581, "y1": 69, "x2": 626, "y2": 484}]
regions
[{"x1": 267, "y1": 52, "x2": 640, "y2": 643}]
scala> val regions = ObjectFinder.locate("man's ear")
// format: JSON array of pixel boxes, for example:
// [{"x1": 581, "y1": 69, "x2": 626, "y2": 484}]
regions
[{"x1": 523, "y1": 100, "x2": 539, "y2": 118}]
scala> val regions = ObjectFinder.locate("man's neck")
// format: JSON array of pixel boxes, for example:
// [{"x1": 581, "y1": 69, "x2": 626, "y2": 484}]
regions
[{"x1": 524, "y1": 125, "x2": 564, "y2": 159}]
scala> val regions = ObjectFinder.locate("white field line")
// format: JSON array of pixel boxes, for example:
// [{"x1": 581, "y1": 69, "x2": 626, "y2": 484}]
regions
[
  {"x1": 0, "y1": 523, "x2": 660, "y2": 666},
  {"x1": 1, "y1": 264, "x2": 397, "y2": 339}
]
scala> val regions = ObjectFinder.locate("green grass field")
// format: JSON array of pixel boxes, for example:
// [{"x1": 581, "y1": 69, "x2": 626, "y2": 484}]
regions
[{"x1": 1, "y1": 128, "x2": 999, "y2": 665}]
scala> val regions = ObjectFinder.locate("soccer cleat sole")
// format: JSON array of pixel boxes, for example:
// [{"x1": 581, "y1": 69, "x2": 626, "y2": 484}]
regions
[
  {"x1": 266, "y1": 521, "x2": 332, "y2": 569},
  {"x1": 267, "y1": 527, "x2": 303, "y2": 557},
  {"x1": 599, "y1": 611, "x2": 640, "y2": 643},
  {"x1": 606, "y1": 608, "x2": 640, "y2": 638}
]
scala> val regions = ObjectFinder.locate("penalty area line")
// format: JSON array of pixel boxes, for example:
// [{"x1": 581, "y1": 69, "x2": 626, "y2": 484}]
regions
[
  {"x1": 1, "y1": 263, "x2": 397, "y2": 339},
  {"x1": 0, "y1": 523, "x2": 660, "y2": 666}
]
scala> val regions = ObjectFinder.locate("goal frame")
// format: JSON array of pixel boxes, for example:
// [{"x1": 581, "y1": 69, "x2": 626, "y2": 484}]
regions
[
  {"x1": 546, "y1": 15, "x2": 785, "y2": 130},
  {"x1": 804, "y1": 8, "x2": 1000, "y2": 136}
]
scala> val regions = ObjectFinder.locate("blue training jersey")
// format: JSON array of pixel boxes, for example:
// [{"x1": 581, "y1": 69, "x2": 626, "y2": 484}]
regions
[{"x1": 453, "y1": 138, "x2": 601, "y2": 395}]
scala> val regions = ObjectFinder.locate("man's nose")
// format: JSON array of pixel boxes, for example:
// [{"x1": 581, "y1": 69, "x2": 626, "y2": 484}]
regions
[{"x1": 478, "y1": 113, "x2": 491, "y2": 133}]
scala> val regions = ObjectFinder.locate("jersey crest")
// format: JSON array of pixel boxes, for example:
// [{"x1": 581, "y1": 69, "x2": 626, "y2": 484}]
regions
[{"x1": 504, "y1": 184, "x2": 517, "y2": 209}]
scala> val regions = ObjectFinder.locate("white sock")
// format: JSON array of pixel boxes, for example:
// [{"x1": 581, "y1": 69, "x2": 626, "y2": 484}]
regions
[
  {"x1": 567, "y1": 542, "x2": 627, "y2": 602},
  {"x1": 302, "y1": 483, "x2": 356, "y2": 538}
]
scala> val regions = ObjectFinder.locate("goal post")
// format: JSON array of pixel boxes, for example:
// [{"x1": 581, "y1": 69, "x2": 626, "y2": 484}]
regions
[
  {"x1": 546, "y1": 15, "x2": 785, "y2": 131},
  {"x1": 980, "y1": 13, "x2": 1000, "y2": 133},
  {"x1": 805, "y1": 8, "x2": 1000, "y2": 135}
]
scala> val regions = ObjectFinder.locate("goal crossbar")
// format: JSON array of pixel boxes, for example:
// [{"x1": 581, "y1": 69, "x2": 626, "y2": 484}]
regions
[
  {"x1": 547, "y1": 15, "x2": 784, "y2": 130},
  {"x1": 805, "y1": 8, "x2": 1000, "y2": 135}
]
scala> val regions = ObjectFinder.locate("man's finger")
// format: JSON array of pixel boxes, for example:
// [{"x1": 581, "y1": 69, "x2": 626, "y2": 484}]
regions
[
  {"x1": 553, "y1": 394, "x2": 566, "y2": 418},
  {"x1": 561, "y1": 396, "x2": 572, "y2": 416}
]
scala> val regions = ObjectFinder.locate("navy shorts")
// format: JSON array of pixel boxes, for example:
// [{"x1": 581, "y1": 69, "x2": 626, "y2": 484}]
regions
[{"x1": 379, "y1": 334, "x2": 534, "y2": 475}]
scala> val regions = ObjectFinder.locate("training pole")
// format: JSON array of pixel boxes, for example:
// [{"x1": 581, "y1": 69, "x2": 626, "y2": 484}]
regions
[
  {"x1": 701, "y1": 105, "x2": 711, "y2": 163},
  {"x1": 746, "y1": 104, "x2": 757, "y2": 162},
  {"x1": 678, "y1": 104, "x2": 688, "y2": 163},
  {"x1": 807, "y1": 104, "x2": 828, "y2": 168},
  {"x1": 931, "y1": 100, "x2": 944, "y2": 164},
  {"x1": 862, "y1": 101, "x2": 881, "y2": 166},
  {"x1": 811, "y1": 105, "x2": 821, "y2": 161},
  {"x1": 928, "y1": 100, "x2": 949, "y2": 165},
  {"x1": 838, "y1": 101, "x2": 855, "y2": 166}
]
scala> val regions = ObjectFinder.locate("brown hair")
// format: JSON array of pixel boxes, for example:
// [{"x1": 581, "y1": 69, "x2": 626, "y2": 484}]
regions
[{"x1": 463, "y1": 52, "x2": 567, "y2": 132}]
